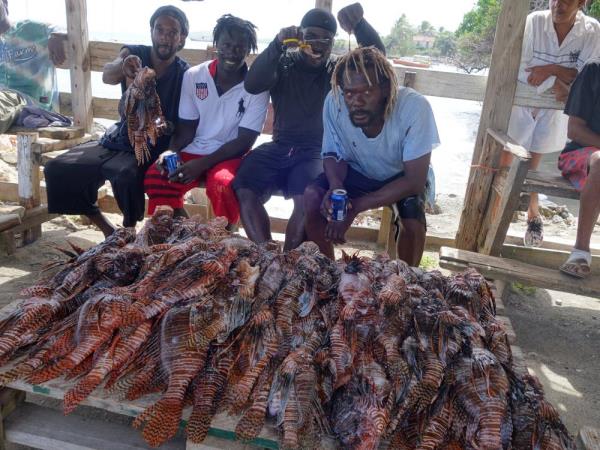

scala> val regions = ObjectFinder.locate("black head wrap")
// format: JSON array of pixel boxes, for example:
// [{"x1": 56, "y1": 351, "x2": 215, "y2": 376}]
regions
[
  {"x1": 150, "y1": 5, "x2": 189, "y2": 37},
  {"x1": 300, "y1": 8, "x2": 337, "y2": 34}
]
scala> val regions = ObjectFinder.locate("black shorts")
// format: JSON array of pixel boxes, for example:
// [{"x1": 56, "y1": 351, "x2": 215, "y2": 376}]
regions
[
  {"x1": 312, "y1": 166, "x2": 427, "y2": 227},
  {"x1": 232, "y1": 141, "x2": 323, "y2": 200}
]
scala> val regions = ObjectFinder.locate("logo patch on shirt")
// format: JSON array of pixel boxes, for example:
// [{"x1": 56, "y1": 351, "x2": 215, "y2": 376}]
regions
[
  {"x1": 569, "y1": 50, "x2": 581, "y2": 64},
  {"x1": 196, "y1": 82, "x2": 209, "y2": 100}
]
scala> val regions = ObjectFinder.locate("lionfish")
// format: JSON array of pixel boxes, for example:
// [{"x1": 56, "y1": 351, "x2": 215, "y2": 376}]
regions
[{"x1": 120, "y1": 67, "x2": 167, "y2": 165}]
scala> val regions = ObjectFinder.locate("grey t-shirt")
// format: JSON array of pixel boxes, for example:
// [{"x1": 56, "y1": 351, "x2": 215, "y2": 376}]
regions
[{"x1": 321, "y1": 87, "x2": 440, "y2": 181}]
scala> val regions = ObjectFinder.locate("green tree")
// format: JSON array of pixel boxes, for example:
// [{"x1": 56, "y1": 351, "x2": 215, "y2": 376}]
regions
[
  {"x1": 454, "y1": 0, "x2": 501, "y2": 72},
  {"x1": 417, "y1": 20, "x2": 436, "y2": 36},
  {"x1": 434, "y1": 31, "x2": 456, "y2": 58},
  {"x1": 588, "y1": 0, "x2": 600, "y2": 20},
  {"x1": 383, "y1": 14, "x2": 416, "y2": 57}
]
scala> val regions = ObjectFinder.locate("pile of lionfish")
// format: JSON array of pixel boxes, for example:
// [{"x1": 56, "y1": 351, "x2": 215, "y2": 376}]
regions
[{"x1": 0, "y1": 207, "x2": 574, "y2": 449}]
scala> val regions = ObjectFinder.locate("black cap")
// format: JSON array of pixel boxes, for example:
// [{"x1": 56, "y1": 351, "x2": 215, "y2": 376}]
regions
[
  {"x1": 150, "y1": 5, "x2": 189, "y2": 36},
  {"x1": 300, "y1": 8, "x2": 337, "y2": 34}
]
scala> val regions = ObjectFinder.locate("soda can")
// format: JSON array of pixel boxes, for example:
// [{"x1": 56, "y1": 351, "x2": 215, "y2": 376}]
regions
[
  {"x1": 163, "y1": 151, "x2": 181, "y2": 177},
  {"x1": 330, "y1": 189, "x2": 348, "y2": 222}
]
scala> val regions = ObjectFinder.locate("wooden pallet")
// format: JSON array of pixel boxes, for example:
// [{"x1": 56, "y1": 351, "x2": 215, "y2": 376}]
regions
[{"x1": 0, "y1": 297, "x2": 279, "y2": 450}]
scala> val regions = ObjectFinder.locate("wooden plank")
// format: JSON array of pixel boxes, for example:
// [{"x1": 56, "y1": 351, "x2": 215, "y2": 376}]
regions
[
  {"x1": 7, "y1": 126, "x2": 84, "y2": 140},
  {"x1": 0, "y1": 214, "x2": 21, "y2": 233},
  {"x1": 377, "y1": 207, "x2": 393, "y2": 246},
  {"x1": 522, "y1": 170, "x2": 579, "y2": 200},
  {"x1": 439, "y1": 246, "x2": 600, "y2": 297},
  {"x1": 579, "y1": 427, "x2": 600, "y2": 450},
  {"x1": 4, "y1": 403, "x2": 186, "y2": 450},
  {"x1": 514, "y1": 82, "x2": 564, "y2": 110},
  {"x1": 479, "y1": 148, "x2": 531, "y2": 255},
  {"x1": 60, "y1": 93, "x2": 120, "y2": 121},
  {"x1": 0, "y1": 205, "x2": 25, "y2": 219},
  {"x1": 65, "y1": 0, "x2": 93, "y2": 132},
  {"x1": 4, "y1": 377, "x2": 279, "y2": 449},
  {"x1": 33, "y1": 133, "x2": 94, "y2": 154},
  {"x1": 499, "y1": 244, "x2": 600, "y2": 271},
  {"x1": 6, "y1": 206, "x2": 56, "y2": 235}
]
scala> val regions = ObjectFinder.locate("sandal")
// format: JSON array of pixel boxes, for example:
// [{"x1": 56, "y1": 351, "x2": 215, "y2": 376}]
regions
[
  {"x1": 559, "y1": 249, "x2": 592, "y2": 279},
  {"x1": 524, "y1": 216, "x2": 544, "y2": 247}
]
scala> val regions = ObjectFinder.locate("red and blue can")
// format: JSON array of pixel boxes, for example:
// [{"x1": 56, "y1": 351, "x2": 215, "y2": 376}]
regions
[
  {"x1": 330, "y1": 189, "x2": 348, "y2": 222},
  {"x1": 163, "y1": 151, "x2": 181, "y2": 177}
]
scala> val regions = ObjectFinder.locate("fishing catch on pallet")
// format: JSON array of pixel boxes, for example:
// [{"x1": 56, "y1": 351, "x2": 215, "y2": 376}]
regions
[
  {"x1": 0, "y1": 206, "x2": 576, "y2": 449},
  {"x1": 120, "y1": 66, "x2": 167, "y2": 165}
]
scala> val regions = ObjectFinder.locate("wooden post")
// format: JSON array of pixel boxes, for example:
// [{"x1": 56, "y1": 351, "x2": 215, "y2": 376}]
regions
[
  {"x1": 315, "y1": 0, "x2": 333, "y2": 11},
  {"x1": 17, "y1": 132, "x2": 42, "y2": 244},
  {"x1": 455, "y1": 0, "x2": 529, "y2": 251},
  {"x1": 65, "y1": 0, "x2": 93, "y2": 132}
]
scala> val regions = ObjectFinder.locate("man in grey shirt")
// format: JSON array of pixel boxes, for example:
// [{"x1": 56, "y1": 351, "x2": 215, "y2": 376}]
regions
[{"x1": 304, "y1": 47, "x2": 439, "y2": 265}]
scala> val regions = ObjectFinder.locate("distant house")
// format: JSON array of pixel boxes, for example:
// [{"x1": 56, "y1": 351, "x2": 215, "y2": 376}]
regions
[{"x1": 413, "y1": 34, "x2": 436, "y2": 49}]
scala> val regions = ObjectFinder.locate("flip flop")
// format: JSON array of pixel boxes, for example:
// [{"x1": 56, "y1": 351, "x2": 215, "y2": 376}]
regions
[{"x1": 559, "y1": 249, "x2": 592, "y2": 279}]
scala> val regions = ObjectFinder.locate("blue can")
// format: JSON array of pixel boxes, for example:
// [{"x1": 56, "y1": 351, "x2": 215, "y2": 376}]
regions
[
  {"x1": 163, "y1": 151, "x2": 181, "y2": 176},
  {"x1": 330, "y1": 189, "x2": 348, "y2": 222}
]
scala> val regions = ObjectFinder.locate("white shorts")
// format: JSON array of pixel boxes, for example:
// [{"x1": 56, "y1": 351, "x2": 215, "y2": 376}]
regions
[{"x1": 507, "y1": 106, "x2": 568, "y2": 154}]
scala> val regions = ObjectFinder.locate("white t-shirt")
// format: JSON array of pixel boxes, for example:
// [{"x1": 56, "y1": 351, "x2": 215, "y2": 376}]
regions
[
  {"x1": 509, "y1": 10, "x2": 600, "y2": 152},
  {"x1": 322, "y1": 87, "x2": 440, "y2": 181},
  {"x1": 518, "y1": 10, "x2": 600, "y2": 87},
  {"x1": 178, "y1": 60, "x2": 269, "y2": 155}
]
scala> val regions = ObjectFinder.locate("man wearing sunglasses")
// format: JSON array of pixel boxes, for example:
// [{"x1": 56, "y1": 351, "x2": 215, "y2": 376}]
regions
[{"x1": 233, "y1": 3, "x2": 384, "y2": 251}]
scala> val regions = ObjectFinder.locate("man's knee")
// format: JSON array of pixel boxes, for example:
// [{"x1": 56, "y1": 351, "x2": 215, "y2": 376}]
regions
[
  {"x1": 303, "y1": 184, "x2": 324, "y2": 213},
  {"x1": 43, "y1": 158, "x2": 62, "y2": 181},
  {"x1": 235, "y1": 187, "x2": 258, "y2": 204},
  {"x1": 589, "y1": 151, "x2": 600, "y2": 175}
]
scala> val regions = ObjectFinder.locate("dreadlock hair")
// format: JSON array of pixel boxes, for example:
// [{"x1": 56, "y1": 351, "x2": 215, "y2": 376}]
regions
[
  {"x1": 331, "y1": 46, "x2": 398, "y2": 120},
  {"x1": 213, "y1": 14, "x2": 258, "y2": 54}
]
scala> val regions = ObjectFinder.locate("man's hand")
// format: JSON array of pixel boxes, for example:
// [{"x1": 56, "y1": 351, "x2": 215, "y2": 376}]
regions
[
  {"x1": 47, "y1": 33, "x2": 66, "y2": 66},
  {"x1": 276, "y1": 26, "x2": 303, "y2": 47},
  {"x1": 553, "y1": 78, "x2": 570, "y2": 102},
  {"x1": 122, "y1": 55, "x2": 142, "y2": 79},
  {"x1": 169, "y1": 158, "x2": 211, "y2": 184},
  {"x1": 324, "y1": 209, "x2": 356, "y2": 244},
  {"x1": 155, "y1": 151, "x2": 171, "y2": 176},
  {"x1": 526, "y1": 65, "x2": 555, "y2": 86},
  {"x1": 337, "y1": 3, "x2": 364, "y2": 34}
]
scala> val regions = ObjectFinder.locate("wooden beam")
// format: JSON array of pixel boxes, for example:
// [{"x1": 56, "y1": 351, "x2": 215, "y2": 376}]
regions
[
  {"x1": 579, "y1": 427, "x2": 600, "y2": 450},
  {"x1": 17, "y1": 133, "x2": 41, "y2": 210},
  {"x1": 479, "y1": 147, "x2": 531, "y2": 255},
  {"x1": 315, "y1": 0, "x2": 332, "y2": 11},
  {"x1": 455, "y1": 130, "x2": 506, "y2": 251},
  {"x1": 471, "y1": 0, "x2": 529, "y2": 163},
  {"x1": 439, "y1": 246, "x2": 600, "y2": 298},
  {"x1": 455, "y1": 0, "x2": 529, "y2": 250},
  {"x1": 65, "y1": 0, "x2": 93, "y2": 132}
]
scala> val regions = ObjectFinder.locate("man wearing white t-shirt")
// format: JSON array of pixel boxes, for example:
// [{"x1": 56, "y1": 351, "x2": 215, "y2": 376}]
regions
[
  {"x1": 508, "y1": 0, "x2": 600, "y2": 247},
  {"x1": 145, "y1": 15, "x2": 269, "y2": 226},
  {"x1": 304, "y1": 47, "x2": 440, "y2": 265}
]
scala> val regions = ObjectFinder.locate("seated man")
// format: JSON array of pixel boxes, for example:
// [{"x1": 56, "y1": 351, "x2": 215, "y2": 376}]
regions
[
  {"x1": 508, "y1": 0, "x2": 600, "y2": 247},
  {"x1": 557, "y1": 59, "x2": 600, "y2": 278},
  {"x1": 233, "y1": 3, "x2": 384, "y2": 251},
  {"x1": 144, "y1": 15, "x2": 268, "y2": 227},
  {"x1": 304, "y1": 47, "x2": 440, "y2": 265},
  {"x1": 44, "y1": 6, "x2": 189, "y2": 237},
  {"x1": 0, "y1": 0, "x2": 66, "y2": 131}
]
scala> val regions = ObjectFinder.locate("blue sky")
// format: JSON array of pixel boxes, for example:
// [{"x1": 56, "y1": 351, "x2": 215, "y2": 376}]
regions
[{"x1": 10, "y1": 0, "x2": 479, "y2": 39}]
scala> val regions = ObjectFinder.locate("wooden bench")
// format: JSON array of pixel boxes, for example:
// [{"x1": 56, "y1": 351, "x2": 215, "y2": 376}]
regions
[{"x1": 0, "y1": 127, "x2": 94, "y2": 254}]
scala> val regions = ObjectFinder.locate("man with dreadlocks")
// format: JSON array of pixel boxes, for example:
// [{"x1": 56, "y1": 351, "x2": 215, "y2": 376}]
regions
[
  {"x1": 304, "y1": 47, "x2": 440, "y2": 265},
  {"x1": 233, "y1": 3, "x2": 384, "y2": 250},
  {"x1": 45, "y1": 5, "x2": 189, "y2": 237},
  {"x1": 144, "y1": 15, "x2": 268, "y2": 227}
]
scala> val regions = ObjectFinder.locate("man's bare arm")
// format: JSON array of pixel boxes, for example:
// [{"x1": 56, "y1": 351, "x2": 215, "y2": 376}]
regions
[
  {"x1": 352, "y1": 153, "x2": 431, "y2": 213},
  {"x1": 102, "y1": 48, "x2": 132, "y2": 85}
]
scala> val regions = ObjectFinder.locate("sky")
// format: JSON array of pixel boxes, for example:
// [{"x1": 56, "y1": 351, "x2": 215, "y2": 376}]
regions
[{"x1": 9, "y1": 0, "x2": 479, "y2": 40}]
